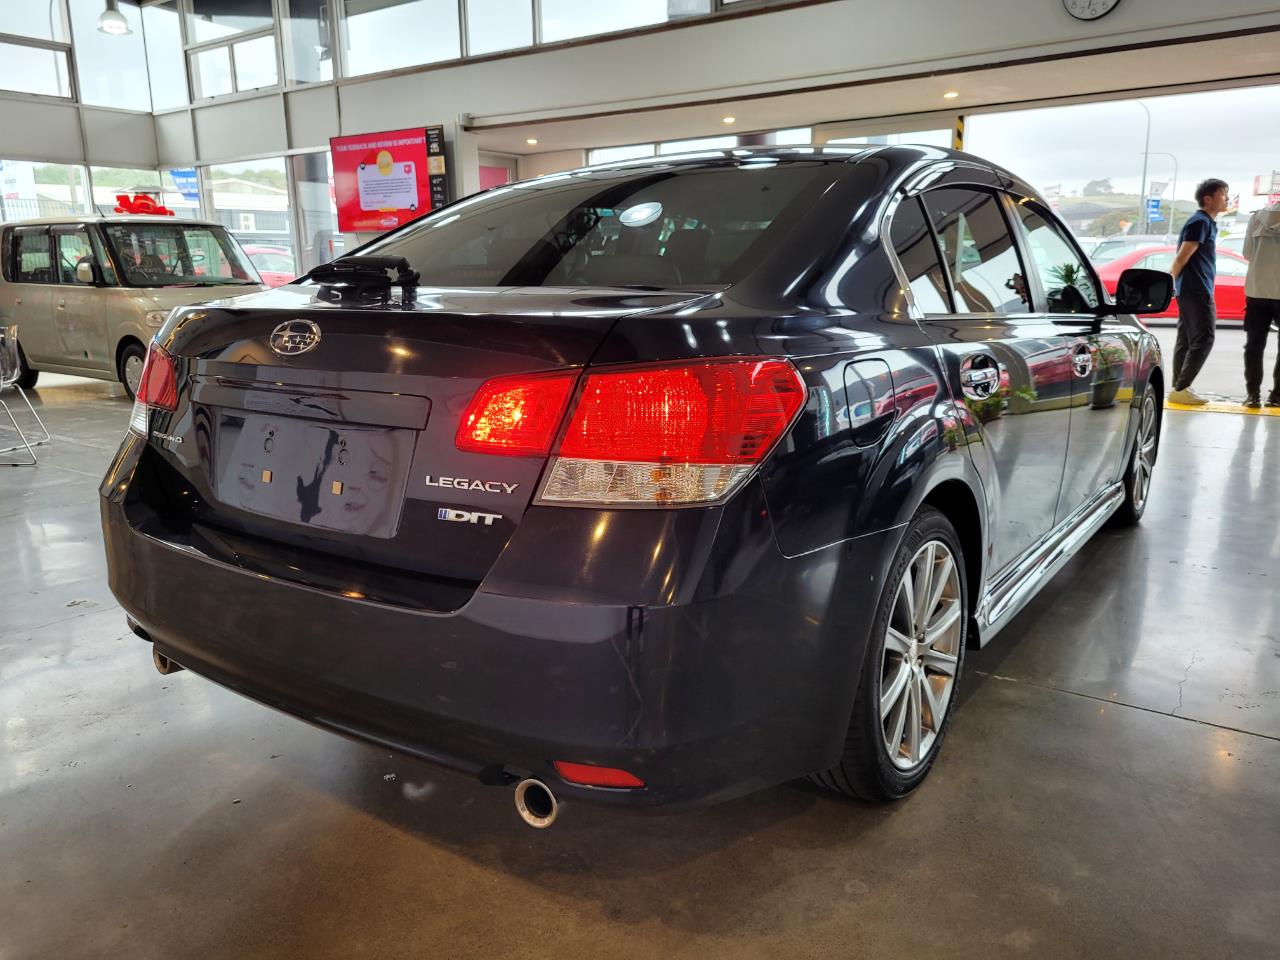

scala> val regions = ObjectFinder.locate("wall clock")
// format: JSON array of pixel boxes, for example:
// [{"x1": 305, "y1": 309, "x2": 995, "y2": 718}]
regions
[{"x1": 1063, "y1": 0, "x2": 1123, "y2": 21}]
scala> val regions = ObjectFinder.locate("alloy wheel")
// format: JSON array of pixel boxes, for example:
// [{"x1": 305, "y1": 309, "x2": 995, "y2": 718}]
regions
[
  {"x1": 124, "y1": 354, "x2": 144, "y2": 396},
  {"x1": 1132, "y1": 390, "x2": 1158, "y2": 512},
  {"x1": 880, "y1": 540, "x2": 963, "y2": 771}
]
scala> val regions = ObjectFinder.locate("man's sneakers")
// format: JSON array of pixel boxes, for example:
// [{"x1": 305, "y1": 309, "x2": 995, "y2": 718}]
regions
[
  {"x1": 1169, "y1": 388, "x2": 1209, "y2": 406},
  {"x1": 1245, "y1": 394, "x2": 1262, "y2": 409},
  {"x1": 1268, "y1": 392, "x2": 1280, "y2": 407}
]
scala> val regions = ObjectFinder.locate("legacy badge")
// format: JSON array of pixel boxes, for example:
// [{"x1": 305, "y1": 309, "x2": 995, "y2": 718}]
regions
[{"x1": 425, "y1": 475, "x2": 518, "y2": 495}]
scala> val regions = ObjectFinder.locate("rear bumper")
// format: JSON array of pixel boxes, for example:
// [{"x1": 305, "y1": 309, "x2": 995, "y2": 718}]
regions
[{"x1": 101, "y1": 440, "x2": 895, "y2": 808}]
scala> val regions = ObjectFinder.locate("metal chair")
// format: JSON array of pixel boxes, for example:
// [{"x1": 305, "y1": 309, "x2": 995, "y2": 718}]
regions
[{"x1": 0, "y1": 324, "x2": 51, "y2": 466}]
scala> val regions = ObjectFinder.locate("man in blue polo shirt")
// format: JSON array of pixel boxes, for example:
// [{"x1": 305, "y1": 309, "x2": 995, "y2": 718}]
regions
[{"x1": 1168, "y1": 178, "x2": 1230, "y2": 405}]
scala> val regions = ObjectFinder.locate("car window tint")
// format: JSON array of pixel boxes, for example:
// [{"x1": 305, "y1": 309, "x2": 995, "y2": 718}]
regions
[
  {"x1": 362, "y1": 162, "x2": 841, "y2": 288},
  {"x1": 1137, "y1": 252, "x2": 1174, "y2": 272},
  {"x1": 921, "y1": 188, "x2": 1028, "y2": 315},
  {"x1": 13, "y1": 227, "x2": 53, "y2": 283},
  {"x1": 56, "y1": 228, "x2": 96, "y2": 285},
  {"x1": 888, "y1": 196, "x2": 950, "y2": 313},
  {"x1": 1216, "y1": 254, "x2": 1248, "y2": 277},
  {"x1": 1012, "y1": 203, "x2": 1099, "y2": 314}
]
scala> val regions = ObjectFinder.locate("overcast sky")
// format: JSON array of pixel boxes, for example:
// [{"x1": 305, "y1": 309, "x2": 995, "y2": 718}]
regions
[{"x1": 967, "y1": 85, "x2": 1280, "y2": 212}]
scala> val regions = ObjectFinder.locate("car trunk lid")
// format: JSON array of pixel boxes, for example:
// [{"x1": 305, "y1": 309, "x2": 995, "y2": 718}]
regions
[{"x1": 138, "y1": 284, "x2": 707, "y2": 592}]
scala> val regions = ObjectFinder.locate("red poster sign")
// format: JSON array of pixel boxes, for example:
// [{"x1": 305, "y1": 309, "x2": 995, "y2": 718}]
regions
[{"x1": 330, "y1": 127, "x2": 447, "y2": 233}]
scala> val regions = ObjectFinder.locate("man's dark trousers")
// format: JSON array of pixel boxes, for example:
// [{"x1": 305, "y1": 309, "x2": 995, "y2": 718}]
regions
[
  {"x1": 1173, "y1": 289, "x2": 1216, "y2": 391},
  {"x1": 1244, "y1": 296, "x2": 1280, "y2": 399}
]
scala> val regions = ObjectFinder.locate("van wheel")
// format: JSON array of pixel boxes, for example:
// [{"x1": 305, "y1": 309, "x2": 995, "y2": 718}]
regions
[
  {"x1": 1110, "y1": 382, "x2": 1159, "y2": 527},
  {"x1": 16, "y1": 342, "x2": 38, "y2": 389},
  {"x1": 811, "y1": 507, "x2": 967, "y2": 801},
  {"x1": 118, "y1": 341, "x2": 146, "y2": 400}
]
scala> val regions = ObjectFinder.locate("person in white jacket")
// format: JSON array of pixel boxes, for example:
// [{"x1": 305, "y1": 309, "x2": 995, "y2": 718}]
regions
[{"x1": 1242, "y1": 204, "x2": 1280, "y2": 407}]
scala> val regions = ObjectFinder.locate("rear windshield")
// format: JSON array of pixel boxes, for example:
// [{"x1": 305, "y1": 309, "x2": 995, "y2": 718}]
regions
[
  {"x1": 359, "y1": 161, "x2": 838, "y2": 288},
  {"x1": 101, "y1": 222, "x2": 260, "y2": 288}
]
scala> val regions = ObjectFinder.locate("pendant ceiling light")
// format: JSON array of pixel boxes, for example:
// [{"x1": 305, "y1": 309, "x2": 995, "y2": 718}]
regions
[{"x1": 98, "y1": 0, "x2": 132, "y2": 36}]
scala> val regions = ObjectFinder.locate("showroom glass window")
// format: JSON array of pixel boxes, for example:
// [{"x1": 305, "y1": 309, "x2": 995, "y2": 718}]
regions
[
  {"x1": 888, "y1": 196, "x2": 950, "y2": 314},
  {"x1": 0, "y1": 161, "x2": 92, "y2": 223},
  {"x1": 539, "y1": 0, "x2": 710, "y2": 43},
  {"x1": 290, "y1": 153, "x2": 341, "y2": 275},
  {"x1": 0, "y1": 3, "x2": 72, "y2": 100},
  {"x1": 341, "y1": 0, "x2": 460, "y2": 76},
  {"x1": 68, "y1": 0, "x2": 151, "y2": 111},
  {"x1": 921, "y1": 189, "x2": 1029, "y2": 316},
  {"x1": 188, "y1": 0, "x2": 274, "y2": 41},
  {"x1": 282, "y1": 0, "x2": 335, "y2": 84},
  {"x1": 142, "y1": 1, "x2": 189, "y2": 109},
  {"x1": 658, "y1": 136, "x2": 737, "y2": 155},
  {"x1": 89, "y1": 167, "x2": 164, "y2": 216},
  {"x1": 160, "y1": 169, "x2": 202, "y2": 218},
  {"x1": 208, "y1": 158, "x2": 297, "y2": 276},
  {"x1": 358, "y1": 161, "x2": 839, "y2": 287},
  {"x1": 589, "y1": 144, "x2": 657, "y2": 165},
  {"x1": 467, "y1": 0, "x2": 534, "y2": 55},
  {"x1": 1011, "y1": 202, "x2": 1099, "y2": 314},
  {"x1": 187, "y1": 0, "x2": 279, "y2": 97}
]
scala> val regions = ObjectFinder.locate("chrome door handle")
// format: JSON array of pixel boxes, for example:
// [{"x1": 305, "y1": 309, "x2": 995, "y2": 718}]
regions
[{"x1": 959, "y1": 355, "x2": 1001, "y2": 400}]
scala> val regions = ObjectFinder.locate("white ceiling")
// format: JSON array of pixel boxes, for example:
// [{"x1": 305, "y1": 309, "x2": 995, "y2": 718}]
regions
[{"x1": 471, "y1": 29, "x2": 1280, "y2": 156}]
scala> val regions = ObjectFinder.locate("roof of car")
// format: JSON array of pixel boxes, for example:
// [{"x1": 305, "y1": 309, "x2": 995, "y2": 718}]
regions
[
  {"x1": 577, "y1": 144, "x2": 888, "y2": 173},
  {"x1": 1, "y1": 214, "x2": 222, "y2": 228}
]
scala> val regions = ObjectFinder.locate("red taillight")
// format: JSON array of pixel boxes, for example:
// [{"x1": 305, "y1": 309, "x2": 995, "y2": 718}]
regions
[
  {"x1": 455, "y1": 371, "x2": 578, "y2": 457},
  {"x1": 558, "y1": 359, "x2": 806, "y2": 464},
  {"x1": 553, "y1": 761, "x2": 645, "y2": 789},
  {"x1": 138, "y1": 343, "x2": 178, "y2": 410},
  {"x1": 129, "y1": 342, "x2": 178, "y2": 436},
  {"x1": 456, "y1": 358, "x2": 806, "y2": 506}
]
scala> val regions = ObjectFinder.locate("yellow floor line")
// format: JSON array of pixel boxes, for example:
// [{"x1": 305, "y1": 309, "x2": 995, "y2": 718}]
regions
[{"x1": 1165, "y1": 400, "x2": 1280, "y2": 416}]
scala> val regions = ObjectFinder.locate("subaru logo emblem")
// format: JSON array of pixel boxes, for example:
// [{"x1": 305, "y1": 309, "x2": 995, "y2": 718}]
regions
[{"x1": 269, "y1": 319, "x2": 322, "y2": 357}]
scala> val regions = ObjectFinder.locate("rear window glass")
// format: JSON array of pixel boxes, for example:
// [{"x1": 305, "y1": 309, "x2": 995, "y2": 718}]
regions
[
  {"x1": 11, "y1": 227, "x2": 53, "y2": 283},
  {"x1": 889, "y1": 196, "x2": 950, "y2": 313},
  {"x1": 359, "y1": 161, "x2": 838, "y2": 288}
]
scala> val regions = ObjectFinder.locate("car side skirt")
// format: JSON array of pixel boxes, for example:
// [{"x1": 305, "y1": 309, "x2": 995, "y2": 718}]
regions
[{"x1": 976, "y1": 481, "x2": 1124, "y2": 645}]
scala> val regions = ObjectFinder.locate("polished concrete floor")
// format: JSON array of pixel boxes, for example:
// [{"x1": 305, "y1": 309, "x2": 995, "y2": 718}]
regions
[{"x1": 3, "y1": 352, "x2": 1279, "y2": 959}]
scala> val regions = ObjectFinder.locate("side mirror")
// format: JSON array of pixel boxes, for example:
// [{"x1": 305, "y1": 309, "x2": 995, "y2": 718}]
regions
[
  {"x1": 75, "y1": 260, "x2": 97, "y2": 285},
  {"x1": 1114, "y1": 268, "x2": 1174, "y2": 315}
]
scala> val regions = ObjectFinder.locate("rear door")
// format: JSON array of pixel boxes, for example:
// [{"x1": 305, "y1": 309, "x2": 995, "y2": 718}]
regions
[
  {"x1": 51, "y1": 224, "x2": 112, "y2": 372},
  {"x1": 1008, "y1": 198, "x2": 1137, "y2": 522},
  {"x1": 904, "y1": 186, "x2": 1073, "y2": 576},
  {"x1": 1214, "y1": 252, "x2": 1249, "y2": 320},
  {"x1": 2, "y1": 226, "x2": 57, "y2": 365}
]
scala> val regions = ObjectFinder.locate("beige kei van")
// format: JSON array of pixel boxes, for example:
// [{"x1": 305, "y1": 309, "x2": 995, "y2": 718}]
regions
[{"x1": 0, "y1": 215, "x2": 265, "y2": 397}]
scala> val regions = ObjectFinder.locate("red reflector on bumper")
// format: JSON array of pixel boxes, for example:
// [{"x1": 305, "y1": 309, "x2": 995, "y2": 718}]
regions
[{"x1": 553, "y1": 761, "x2": 645, "y2": 789}]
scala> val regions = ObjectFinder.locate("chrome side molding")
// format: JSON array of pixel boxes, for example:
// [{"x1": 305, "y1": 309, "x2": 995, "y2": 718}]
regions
[{"x1": 976, "y1": 482, "x2": 1124, "y2": 646}]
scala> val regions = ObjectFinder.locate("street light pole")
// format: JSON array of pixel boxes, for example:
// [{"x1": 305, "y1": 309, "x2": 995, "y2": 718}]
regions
[
  {"x1": 1137, "y1": 101, "x2": 1152, "y2": 234},
  {"x1": 1145, "y1": 151, "x2": 1179, "y2": 242}
]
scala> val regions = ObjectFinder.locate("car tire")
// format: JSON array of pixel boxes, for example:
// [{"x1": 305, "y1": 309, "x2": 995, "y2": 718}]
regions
[
  {"x1": 812, "y1": 506, "x2": 968, "y2": 801},
  {"x1": 16, "y1": 341, "x2": 38, "y2": 389},
  {"x1": 117, "y1": 341, "x2": 146, "y2": 401},
  {"x1": 1110, "y1": 381, "x2": 1160, "y2": 527}
]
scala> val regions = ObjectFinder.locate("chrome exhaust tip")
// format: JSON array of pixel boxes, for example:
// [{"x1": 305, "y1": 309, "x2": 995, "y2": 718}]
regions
[
  {"x1": 513, "y1": 778, "x2": 558, "y2": 829},
  {"x1": 152, "y1": 647, "x2": 183, "y2": 675}
]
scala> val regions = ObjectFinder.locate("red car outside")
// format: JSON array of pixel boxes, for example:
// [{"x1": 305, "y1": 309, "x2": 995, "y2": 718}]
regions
[
  {"x1": 242, "y1": 245, "x2": 298, "y2": 288},
  {"x1": 1094, "y1": 245, "x2": 1250, "y2": 322}
]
